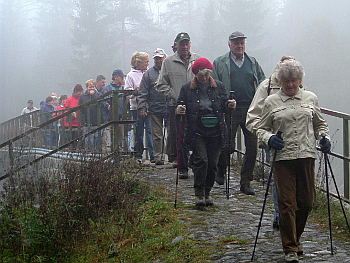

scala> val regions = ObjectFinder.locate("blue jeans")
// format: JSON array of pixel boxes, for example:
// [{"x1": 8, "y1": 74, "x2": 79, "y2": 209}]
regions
[{"x1": 132, "y1": 110, "x2": 154, "y2": 160}]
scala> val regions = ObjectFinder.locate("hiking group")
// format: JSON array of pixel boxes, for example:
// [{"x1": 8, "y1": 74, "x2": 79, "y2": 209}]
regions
[{"x1": 22, "y1": 30, "x2": 331, "y2": 263}]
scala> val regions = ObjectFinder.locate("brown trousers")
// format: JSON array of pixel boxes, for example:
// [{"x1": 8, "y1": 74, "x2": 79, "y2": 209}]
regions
[{"x1": 274, "y1": 158, "x2": 315, "y2": 253}]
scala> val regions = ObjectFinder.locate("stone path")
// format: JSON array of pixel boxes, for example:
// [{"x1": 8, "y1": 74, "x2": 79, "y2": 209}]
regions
[{"x1": 141, "y1": 162, "x2": 350, "y2": 263}]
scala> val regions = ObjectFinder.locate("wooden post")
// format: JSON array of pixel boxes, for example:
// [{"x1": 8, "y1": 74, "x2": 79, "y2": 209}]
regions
[{"x1": 111, "y1": 91, "x2": 120, "y2": 164}]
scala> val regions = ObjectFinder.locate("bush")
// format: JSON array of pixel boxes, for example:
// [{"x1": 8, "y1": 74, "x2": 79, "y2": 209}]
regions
[{"x1": 0, "y1": 155, "x2": 149, "y2": 262}]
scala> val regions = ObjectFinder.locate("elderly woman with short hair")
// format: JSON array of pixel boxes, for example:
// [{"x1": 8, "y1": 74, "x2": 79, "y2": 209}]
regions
[
  {"x1": 176, "y1": 58, "x2": 236, "y2": 206},
  {"x1": 125, "y1": 51, "x2": 154, "y2": 161},
  {"x1": 257, "y1": 59, "x2": 331, "y2": 262}
]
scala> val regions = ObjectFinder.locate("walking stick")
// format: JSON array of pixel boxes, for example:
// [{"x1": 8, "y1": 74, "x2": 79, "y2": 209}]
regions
[
  {"x1": 226, "y1": 91, "x2": 235, "y2": 199},
  {"x1": 324, "y1": 150, "x2": 334, "y2": 254},
  {"x1": 174, "y1": 103, "x2": 184, "y2": 209},
  {"x1": 251, "y1": 130, "x2": 283, "y2": 261},
  {"x1": 325, "y1": 153, "x2": 350, "y2": 233}
]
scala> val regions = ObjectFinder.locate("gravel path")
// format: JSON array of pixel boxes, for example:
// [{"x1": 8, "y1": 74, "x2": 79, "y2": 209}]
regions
[{"x1": 141, "y1": 162, "x2": 350, "y2": 263}]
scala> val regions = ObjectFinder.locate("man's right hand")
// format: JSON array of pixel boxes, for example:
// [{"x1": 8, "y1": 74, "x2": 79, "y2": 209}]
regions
[
  {"x1": 175, "y1": 105, "x2": 186, "y2": 115},
  {"x1": 268, "y1": 135, "x2": 284, "y2": 150}
]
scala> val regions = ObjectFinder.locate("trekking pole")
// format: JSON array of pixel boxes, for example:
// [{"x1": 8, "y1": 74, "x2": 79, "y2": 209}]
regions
[
  {"x1": 325, "y1": 153, "x2": 350, "y2": 234},
  {"x1": 324, "y1": 149, "x2": 334, "y2": 254},
  {"x1": 261, "y1": 148, "x2": 265, "y2": 186},
  {"x1": 226, "y1": 91, "x2": 235, "y2": 199},
  {"x1": 251, "y1": 130, "x2": 283, "y2": 261},
  {"x1": 174, "y1": 103, "x2": 184, "y2": 209}
]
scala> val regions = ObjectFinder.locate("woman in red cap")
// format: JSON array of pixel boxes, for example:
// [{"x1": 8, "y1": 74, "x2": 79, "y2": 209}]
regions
[{"x1": 176, "y1": 58, "x2": 236, "y2": 206}]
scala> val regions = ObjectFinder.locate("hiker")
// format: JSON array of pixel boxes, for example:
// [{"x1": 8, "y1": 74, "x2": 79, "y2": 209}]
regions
[
  {"x1": 102, "y1": 69, "x2": 126, "y2": 150},
  {"x1": 64, "y1": 84, "x2": 84, "y2": 146},
  {"x1": 79, "y1": 79, "x2": 106, "y2": 150},
  {"x1": 138, "y1": 48, "x2": 167, "y2": 165},
  {"x1": 256, "y1": 59, "x2": 330, "y2": 262},
  {"x1": 212, "y1": 31, "x2": 265, "y2": 195},
  {"x1": 21, "y1": 100, "x2": 38, "y2": 115},
  {"x1": 246, "y1": 56, "x2": 297, "y2": 229},
  {"x1": 156, "y1": 32, "x2": 201, "y2": 178},
  {"x1": 41, "y1": 96, "x2": 56, "y2": 148},
  {"x1": 176, "y1": 58, "x2": 236, "y2": 206},
  {"x1": 125, "y1": 51, "x2": 154, "y2": 162},
  {"x1": 95, "y1": 75, "x2": 106, "y2": 93}
]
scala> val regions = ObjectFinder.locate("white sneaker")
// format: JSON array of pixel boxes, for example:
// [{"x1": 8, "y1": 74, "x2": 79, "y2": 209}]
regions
[{"x1": 285, "y1": 251, "x2": 298, "y2": 262}]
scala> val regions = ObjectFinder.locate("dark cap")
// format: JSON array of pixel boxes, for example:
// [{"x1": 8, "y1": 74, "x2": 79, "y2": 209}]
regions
[
  {"x1": 175, "y1": 32, "x2": 190, "y2": 43},
  {"x1": 27, "y1": 100, "x2": 33, "y2": 104},
  {"x1": 112, "y1": 69, "x2": 125, "y2": 77},
  {"x1": 229, "y1": 31, "x2": 247, "y2": 40}
]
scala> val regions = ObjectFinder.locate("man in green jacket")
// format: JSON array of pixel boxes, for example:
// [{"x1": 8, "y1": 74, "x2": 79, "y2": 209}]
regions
[{"x1": 211, "y1": 31, "x2": 265, "y2": 195}]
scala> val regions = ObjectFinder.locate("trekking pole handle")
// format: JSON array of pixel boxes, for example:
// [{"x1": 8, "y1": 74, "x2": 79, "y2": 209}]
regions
[{"x1": 229, "y1": 90, "x2": 235, "y2": 100}]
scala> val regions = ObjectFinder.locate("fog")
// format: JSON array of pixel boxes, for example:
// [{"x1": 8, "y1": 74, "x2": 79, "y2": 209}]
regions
[{"x1": 1, "y1": 0, "x2": 349, "y2": 119}]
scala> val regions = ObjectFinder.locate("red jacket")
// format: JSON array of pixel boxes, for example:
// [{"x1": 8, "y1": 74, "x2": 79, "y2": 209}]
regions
[{"x1": 64, "y1": 94, "x2": 80, "y2": 127}]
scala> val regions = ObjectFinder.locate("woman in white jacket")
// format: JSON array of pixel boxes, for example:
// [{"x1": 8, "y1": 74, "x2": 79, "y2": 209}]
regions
[{"x1": 125, "y1": 52, "x2": 154, "y2": 161}]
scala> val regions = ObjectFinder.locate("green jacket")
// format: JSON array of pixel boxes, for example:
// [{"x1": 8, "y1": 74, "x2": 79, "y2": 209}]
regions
[{"x1": 211, "y1": 52, "x2": 265, "y2": 96}]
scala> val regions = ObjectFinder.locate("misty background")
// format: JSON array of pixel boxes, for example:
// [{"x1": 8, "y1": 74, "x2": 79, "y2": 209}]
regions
[
  {"x1": 1, "y1": 0, "x2": 349, "y2": 121},
  {"x1": 0, "y1": 0, "x2": 349, "y2": 192}
]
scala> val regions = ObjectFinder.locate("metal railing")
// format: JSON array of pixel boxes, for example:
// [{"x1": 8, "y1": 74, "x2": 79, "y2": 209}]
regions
[
  {"x1": 0, "y1": 90, "x2": 137, "y2": 181},
  {"x1": 321, "y1": 107, "x2": 350, "y2": 199}
]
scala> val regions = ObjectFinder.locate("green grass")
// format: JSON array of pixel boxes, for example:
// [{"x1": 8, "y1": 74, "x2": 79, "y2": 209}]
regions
[
  {"x1": 310, "y1": 190, "x2": 350, "y2": 241},
  {"x1": 69, "y1": 186, "x2": 219, "y2": 263}
]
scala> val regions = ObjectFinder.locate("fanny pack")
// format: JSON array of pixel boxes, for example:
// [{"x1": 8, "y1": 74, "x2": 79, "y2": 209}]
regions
[{"x1": 201, "y1": 115, "x2": 219, "y2": 128}]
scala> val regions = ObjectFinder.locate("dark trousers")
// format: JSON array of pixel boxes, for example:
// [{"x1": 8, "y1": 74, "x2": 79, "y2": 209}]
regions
[
  {"x1": 218, "y1": 107, "x2": 257, "y2": 185},
  {"x1": 193, "y1": 135, "x2": 221, "y2": 197},
  {"x1": 274, "y1": 158, "x2": 315, "y2": 253},
  {"x1": 167, "y1": 106, "x2": 177, "y2": 162}
]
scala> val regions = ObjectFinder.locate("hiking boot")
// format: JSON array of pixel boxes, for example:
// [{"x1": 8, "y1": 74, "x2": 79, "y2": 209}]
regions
[
  {"x1": 297, "y1": 243, "x2": 303, "y2": 255},
  {"x1": 240, "y1": 184, "x2": 255, "y2": 195},
  {"x1": 284, "y1": 251, "x2": 298, "y2": 262},
  {"x1": 195, "y1": 196, "x2": 206, "y2": 206},
  {"x1": 179, "y1": 171, "x2": 188, "y2": 179},
  {"x1": 155, "y1": 160, "x2": 164, "y2": 165},
  {"x1": 205, "y1": 196, "x2": 214, "y2": 206},
  {"x1": 215, "y1": 173, "x2": 225, "y2": 185}
]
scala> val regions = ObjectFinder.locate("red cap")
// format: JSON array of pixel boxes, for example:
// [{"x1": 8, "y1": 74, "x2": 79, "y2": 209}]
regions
[{"x1": 192, "y1": 58, "x2": 214, "y2": 75}]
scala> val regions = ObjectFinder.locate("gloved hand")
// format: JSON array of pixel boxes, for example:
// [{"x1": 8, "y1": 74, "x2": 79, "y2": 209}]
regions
[
  {"x1": 175, "y1": 105, "x2": 186, "y2": 115},
  {"x1": 268, "y1": 135, "x2": 284, "y2": 150},
  {"x1": 227, "y1": 99, "x2": 236, "y2": 110},
  {"x1": 320, "y1": 137, "x2": 331, "y2": 153}
]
